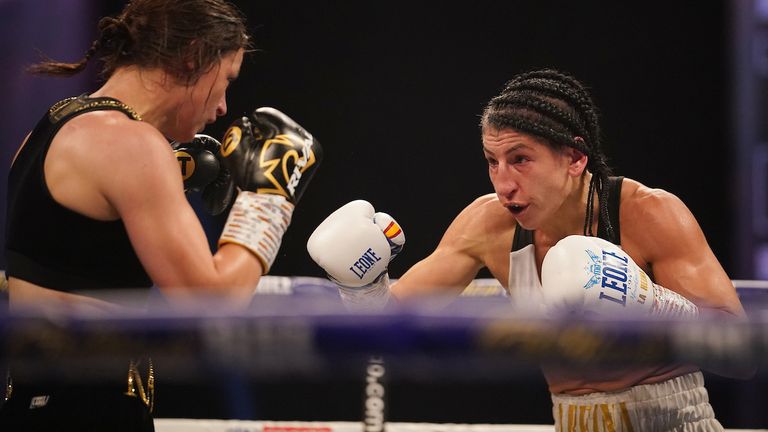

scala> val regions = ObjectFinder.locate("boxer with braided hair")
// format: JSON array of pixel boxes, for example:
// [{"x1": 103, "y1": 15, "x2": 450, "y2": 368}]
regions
[
  {"x1": 488, "y1": 69, "x2": 614, "y2": 241},
  {"x1": 3, "y1": 1, "x2": 321, "y2": 429},
  {"x1": 309, "y1": 69, "x2": 745, "y2": 430}
]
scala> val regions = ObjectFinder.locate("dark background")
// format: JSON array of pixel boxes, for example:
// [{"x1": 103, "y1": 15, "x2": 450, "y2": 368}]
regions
[
  {"x1": 0, "y1": 0, "x2": 734, "y2": 279},
  {"x1": 88, "y1": 0, "x2": 734, "y2": 282},
  {"x1": 226, "y1": 1, "x2": 733, "y2": 283},
  {"x1": 4, "y1": 0, "x2": 766, "y2": 428}
]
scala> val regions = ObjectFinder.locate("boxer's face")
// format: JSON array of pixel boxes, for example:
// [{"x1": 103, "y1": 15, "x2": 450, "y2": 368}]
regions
[
  {"x1": 483, "y1": 127, "x2": 575, "y2": 230},
  {"x1": 172, "y1": 48, "x2": 244, "y2": 141}
]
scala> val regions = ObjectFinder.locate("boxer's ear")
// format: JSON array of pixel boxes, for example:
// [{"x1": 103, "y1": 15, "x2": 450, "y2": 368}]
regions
[{"x1": 565, "y1": 146, "x2": 588, "y2": 177}]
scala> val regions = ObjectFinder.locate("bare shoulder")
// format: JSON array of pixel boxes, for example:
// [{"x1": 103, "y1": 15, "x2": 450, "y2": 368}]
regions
[
  {"x1": 450, "y1": 193, "x2": 516, "y2": 237},
  {"x1": 619, "y1": 177, "x2": 702, "y2": 262},
  {"x1": 70, "y1": 110, "x2": 169, "y2": 152},
  {"x1": 620, "y1": 178, "x2": 691, "y2": 225},
  {"x1": 462, "y1": 193, "x2": 503, "y2": 217},
  {"x1": 440, "y1": 193, "x2": 517, "y2": 261},
  {"x1": 53, "y1": 111, "x2": 182, "y2": 211},
  {"x1": 60, "y1": 111, "x2": 177, "y2": 175}
]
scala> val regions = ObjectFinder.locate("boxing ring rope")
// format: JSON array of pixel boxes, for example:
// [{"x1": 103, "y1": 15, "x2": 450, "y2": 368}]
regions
[{"x1": 1, "y1": 276, "x2": 767, "y2": 431}]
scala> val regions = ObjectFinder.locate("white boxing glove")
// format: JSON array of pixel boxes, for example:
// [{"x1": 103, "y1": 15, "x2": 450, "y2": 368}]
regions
[
  {"x1": 541, "y1": 235, "x2": 698, "y2": 318},
  {"x1": 307, "y1": 200, "x2": 405, "y2": 310}
]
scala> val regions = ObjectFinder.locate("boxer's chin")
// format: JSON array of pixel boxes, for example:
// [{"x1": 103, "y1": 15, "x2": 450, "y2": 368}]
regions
[{"x1": 507, "y1": 205, "x2": 535, "y2": 228}]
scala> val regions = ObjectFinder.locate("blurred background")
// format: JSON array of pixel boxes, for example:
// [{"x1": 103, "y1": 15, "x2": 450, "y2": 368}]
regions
[{"x1": 1, "y1": 0, "x2": 767, "y2": 428}]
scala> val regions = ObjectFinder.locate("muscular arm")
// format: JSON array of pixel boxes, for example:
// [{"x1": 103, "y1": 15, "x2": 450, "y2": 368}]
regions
[
  {"x1": 622, "y1": 185, "x2": 744, "y2": 318},
  {"x1": 392, "y1": 194, "x2": 512, "y2": 300},
  {"x1": 620, "y1": 183, "x2": 756, "y2": 379},
  {"x1": 93, "y1": 120, "x2": 263, "y2": 302}
]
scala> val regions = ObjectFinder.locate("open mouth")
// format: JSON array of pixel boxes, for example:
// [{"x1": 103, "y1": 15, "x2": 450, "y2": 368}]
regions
[{"x1": 506, "y1": 204, "x2": 528, "y2": 216}]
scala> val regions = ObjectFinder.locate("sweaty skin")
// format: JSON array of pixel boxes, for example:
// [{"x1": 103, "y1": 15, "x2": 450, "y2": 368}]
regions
[
  {"x1": 391, "y1": 128, "x2": 744, "y2": 394},
  {"x1": 9, "y1": 49, "x2": 271, "y2": 314}
]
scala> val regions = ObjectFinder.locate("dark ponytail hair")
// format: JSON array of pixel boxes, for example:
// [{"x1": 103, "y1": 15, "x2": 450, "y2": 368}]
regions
[
  {"x1": 480, "y1": 69, "x2": 615, "y2": 242},
  {"x1": 28, "y1": 0, "x2": 251, "y2": 85}
]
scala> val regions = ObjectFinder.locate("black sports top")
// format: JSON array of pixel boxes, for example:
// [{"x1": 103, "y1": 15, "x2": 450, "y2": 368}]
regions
[
  {"x1": 511, "y1": 176, "x2": 624, "y2": 251},
  {"x1": 5, "y1": 95, "x2": 152, "y2": 292}
]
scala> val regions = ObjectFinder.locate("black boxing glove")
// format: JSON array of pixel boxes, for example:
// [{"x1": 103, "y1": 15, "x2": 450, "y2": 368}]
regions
[
  {"x1": 171, "y1": 134, "x2": 235, "y2": 215},
  {"x1": 217, "y1": 108, "x2": 322, "y2": 272},
  {"x1": 220, "y1": 107, "x2": 322, "y2": 203}
]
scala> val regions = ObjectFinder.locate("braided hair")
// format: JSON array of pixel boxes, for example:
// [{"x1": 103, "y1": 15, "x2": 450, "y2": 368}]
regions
[
  {"x1": 480, "y1": 69, "x2": 615, "y2": 242},
  {"x1": 27, "y1": 0, "x2": 251, "y2": 85}
]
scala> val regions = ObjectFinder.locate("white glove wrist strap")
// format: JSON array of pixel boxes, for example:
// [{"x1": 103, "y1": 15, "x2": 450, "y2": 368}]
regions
[
  {"x1": 336, "y1": 273, "x2": 392, "y2": 312},
  {"x1": 651, "y1": 283, "x2": 699, "y2": 317},
  {"x1": 219, "y1": 191, "x2": 294, "y2": 273}
]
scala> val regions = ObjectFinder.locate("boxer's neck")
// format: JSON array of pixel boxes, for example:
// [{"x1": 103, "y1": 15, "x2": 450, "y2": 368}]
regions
[
  {"x1": 536, "y1": 171, "x2": 595, "y2": 245},
  {"x1": 90, "y1": 66, "x2": 182, "y2": 134}
]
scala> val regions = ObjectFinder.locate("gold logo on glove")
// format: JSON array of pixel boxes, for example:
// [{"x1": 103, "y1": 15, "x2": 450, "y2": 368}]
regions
[
  {"x1": 174, "y1": 151, "x2": 195, "y2": 180},
  {"x1": 258, "y1": 134, "x2": 317, "y2": 198},
  {"x1": 221, "y1": 126, "x2": 242, "y2": 157}
]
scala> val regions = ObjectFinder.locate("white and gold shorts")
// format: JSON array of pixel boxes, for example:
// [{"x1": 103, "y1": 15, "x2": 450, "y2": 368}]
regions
[{"x1": 551, "y1": 372, "x2": 722, "y2": 431}]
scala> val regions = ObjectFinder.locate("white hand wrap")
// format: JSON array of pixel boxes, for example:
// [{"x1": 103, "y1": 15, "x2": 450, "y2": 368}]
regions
[
  {"x1": 650, "y1": 278, "x2": 699, "y2": 317},
  {"x1": 219, "y1": 191, "x2": 294, "y2": 273},
  {"x1": 336, "y1": 273, "x2": 393, "y2": 312},
  {"x1": 541, "y1": 235, "x2": 698, "y2": 318}
]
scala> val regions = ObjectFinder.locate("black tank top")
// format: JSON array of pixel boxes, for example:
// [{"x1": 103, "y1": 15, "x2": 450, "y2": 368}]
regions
[
  {"x1": 511, "y1": 176, "x2": 624, "y2": 251},
  {"x1": 5, "y1": 95, "x2": 152, "y2": 292}
]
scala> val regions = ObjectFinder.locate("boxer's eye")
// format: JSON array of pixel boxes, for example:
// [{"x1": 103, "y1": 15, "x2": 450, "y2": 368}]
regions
[{"x1": 513, "y1": 156, "x2": 530, "y2": 164}]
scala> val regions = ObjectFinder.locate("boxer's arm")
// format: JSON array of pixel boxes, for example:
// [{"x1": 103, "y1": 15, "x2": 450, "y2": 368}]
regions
[
  {"x1": 624, "y1": 187, "x2": 745, "y2": 318},
  {"x1": 219, "y1": 108, "x2": 322, "y2": 273},
  {"x1": 392, "y1": 195, "x2": 493, "y2": 300},
  {"x1": 101, "y1": 122, "x2": 262, "y2": 301},
  {"x1": 624, "y1": 186, "x2": 755, "y2": 379}
]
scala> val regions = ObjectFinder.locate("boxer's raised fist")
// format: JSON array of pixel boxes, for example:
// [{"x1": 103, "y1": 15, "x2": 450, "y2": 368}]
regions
[
  {"x1": 220, "y1": 107, "x2": 322, "y2": 204},
  {"x1": 307, "y1": 200, "x2": 405, "y2": 288},
  {"x1": 307, "y1": 200, "x2": 404, "y2": 311},
  {"x1": 171, "y1": 134, "x2": 235, "y2": 215},
  {"x1": 217, "y1": 109, "x2": 322, "y2": 273},
  {"x1": 541, "y1": 235, "x2": 698, "y2": 318}
]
